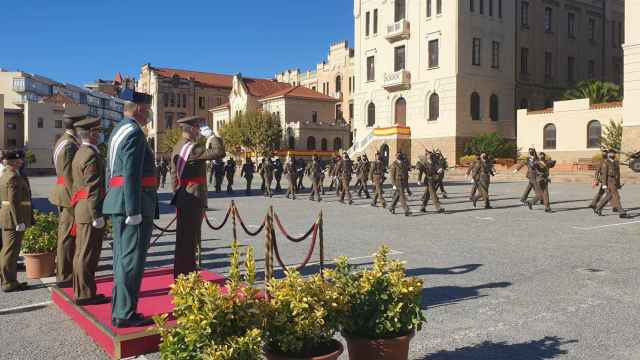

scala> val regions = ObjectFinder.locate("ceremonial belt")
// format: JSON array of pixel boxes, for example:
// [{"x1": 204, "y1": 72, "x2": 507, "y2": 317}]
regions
[
  {"x1": 178, "y1": 176, "x2": 206, "y2": 186},
  {"x1": 1, "y1": 201, "x2": 31, "y2": 206},
  {"x1": 109, "y1": 176, "x2": 157, "y2": 188},
  {"x1": 56, "y1": 176, "x2": 66, "y2": 185},
  {"x1": 70, "y1": 187, "x2": 105, "y2": 205}
]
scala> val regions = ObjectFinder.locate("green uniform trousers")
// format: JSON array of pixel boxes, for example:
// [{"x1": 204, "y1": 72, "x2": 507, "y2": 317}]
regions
[
  {"x1": 73, "y1": 223, "x2": 104, "y2": 300},
  {"x1": 0, "y1": 230, "x2": 22, "y2": 290},
  {"x1": 264, "y1": 175, "x2": 273, "y2": 197},
  {"x1": 111, "y1": 215, "x2": 152, "y2": 321},
  {"x1": 174, "y1": 208, "x2": 204, "y2": 279},
  {"x1": 421, "y1": 180, "x2": 442, "y2": 210},
  {"x1": 286, "y1": 176, "x2": 297, "y2": 199},
  {"x1": 57, "y1": 206, "x2": 76, "y2": 283},
  {"x1": 473, "y1": 175, "x2": 491, "y2": 208},
  {"x1": 391, "y1": 185, "x2": 410, "y2": 213},
  {"x1": 309, "y1": 178, "x2": 322, "y2": 201},
  {"x1": 339, "y1": 177, "x2": 352, "y2": 202},
  {"x1": 530, "y1": 177, "x2": 550, "y2": 210},
  {"x1": 244, "y1": 176, "x2": 253, "y2": 194},
  {"x1": 371, "y1": 176, "x2": 386, "y2": 207}
]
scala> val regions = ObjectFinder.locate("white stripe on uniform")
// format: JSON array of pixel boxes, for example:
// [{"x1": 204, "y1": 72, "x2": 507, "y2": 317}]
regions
[{"x1": 108, "y1": 124, "x2": 135, "y2": 177}]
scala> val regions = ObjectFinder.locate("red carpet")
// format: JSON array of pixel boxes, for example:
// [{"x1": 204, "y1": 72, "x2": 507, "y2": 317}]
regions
[{"x1": 51, "y1": 267, "x2": 226, "y2": 359}]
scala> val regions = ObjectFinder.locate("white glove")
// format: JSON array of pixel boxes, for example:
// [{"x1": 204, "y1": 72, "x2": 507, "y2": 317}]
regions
[
  {"x1": 92, "y1": 217, "x2": 105, "y2": 229},
  {"x1": 125, "y1": 214, "x2": 143, "y2": 226},
  {"x1": 392, "y1": 185, "x2": 397, "y2": 190},
  {"x1": 438, "y1": 169, "x2": 444, "y2": 174},
  {"x1": 602, "y1": 185, "x2": 607, "y2": 190},
  {"x1": 417, "y1": 181, "x2": 423, "y2": 186},
  {"x1": 469, "y1": 178, "x2": 475, "y2": 183},
  {"x1": 15, "y1": 223, "x2": 25, "y2": 232}
]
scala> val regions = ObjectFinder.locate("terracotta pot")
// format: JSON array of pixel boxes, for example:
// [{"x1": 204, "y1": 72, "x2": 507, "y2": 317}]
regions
[
  {"x1": 23, "y1": 252, "x2": 56, "y2": 279},
  {"x1": 264, "y1": 339, "x2": 344, "y2": 360},
  {"x1": 344, "y1": 331, "x2": 415, "y2": 360}
]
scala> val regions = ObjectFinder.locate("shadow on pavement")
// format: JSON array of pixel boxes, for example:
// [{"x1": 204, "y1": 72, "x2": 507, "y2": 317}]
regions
[
  {"x1": 422, "y1": 336, "x2": 578, "y2": 360},
  {"x1": 406, "y1": 264, "x2": 482, "y2": 277},
  {"x1": 422, "y1": 281, "x2": 511, "y2": 309}
]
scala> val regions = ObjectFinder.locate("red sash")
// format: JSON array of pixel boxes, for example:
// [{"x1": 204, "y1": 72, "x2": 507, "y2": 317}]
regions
[{"x1": 109, "y1": 176, "x2": 157, "y2": 188}]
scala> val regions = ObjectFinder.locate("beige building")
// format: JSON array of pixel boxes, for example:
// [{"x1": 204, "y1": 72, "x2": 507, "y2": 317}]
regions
[
  {"x1": 211, "y1": 74, "x2": 349, "y2": 155},
  {"x1": 621, "y1": 0, "x2": 640, "y2": 153},
  {"x1": 276, "y1": 41, "x2": 356, "y2": 129},
  {"x1": 136, "y1": 64, "x2": 232, "y2": 154}
]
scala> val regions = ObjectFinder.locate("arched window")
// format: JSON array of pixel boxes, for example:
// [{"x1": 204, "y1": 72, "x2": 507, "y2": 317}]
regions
[
  {"x1": 490, "y1": 94, "x2": 499, "y2": 121},
  {"x1": 321, "y1": 138, "x2": 328, "y2": 151},
  {"x1": 333, "y1": 137, "x2": 343, "y2": 151},
  {"x1": 287, "y1": 128, "x2": 295, "y2": 149},
  {"x1": 587, "y1": 120, "x2": 601, "y2": 149},
  {"x1": 367, "y1": 102, "x2": 376, "y2": 127},
  {"x1": 335, "y1": 76, "x2": 342, "y2": 93},
  {"x1": 395, "y1": 97, "x2": 407, "y2": 126},
  {"x1": 307, "y1": 136, "x2": 316, "y2": 150},
  {"x1": 395, "y1": 0, "x2": 406, "y2": 21},
  {"x1": 471, "y1": 92, "x2": 481, "y2": 120},
  {"x1": 543, "y1": 123, "x2": 556, "y2": 150},
  {"x1": 429, "y1": 93, "x2": 439, "y2": 121}
]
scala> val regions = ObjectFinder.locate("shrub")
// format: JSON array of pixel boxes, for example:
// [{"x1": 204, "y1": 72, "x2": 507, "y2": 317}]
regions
[
  {"x1": 463, "y1": 133, "x2": 518, "y2": 159},
  {"x1": 326, "y1": 245, "x2": 425, "y2": 339},
  {"x1": 459, "y1": 155, "x2": 477, "y2": 164},
  {"x1": 22, "y1": 211, "x2": 57, "y2": 254},
  {"x1": 264, "y1": 270, "x2": 345, "y2": 357}
]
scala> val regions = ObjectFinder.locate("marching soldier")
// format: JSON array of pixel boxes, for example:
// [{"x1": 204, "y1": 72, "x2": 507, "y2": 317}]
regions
[
  {"x1": 434, "y1": 151, "x2": 449, "y2": 198},
  {"x1": 589, "y1": 149, "x2": 609, "y2": 209},
  {"x1": 295, "y1": 158, "x2": 306, "y2": 192},
  {"x1": 525, "y1": 152, "x2": 553, "y2": 213},
  {"x1": 471, "y1": 153, "x2": 494, "y2": 209},
  {"x1": 417, "y1": 151, "x2": 444, "y2": 213},
  {"x1": 49, "y1": 114, "x2": 81, "y2": 285},
  {"x1": 0, "y1": 150, "x2": 32, "y2": 292},
  {"x1": 369, "y1": 152, "x2": 387, "y2": 208},
  {"x1": 388, "y1": 152, "x2": 411, "y2": 216},
  {"x1": 306, "y1": 155, "x2": 323, "y2": 202},
  {"x1": 514, "y1": 148, "x2": 539, "y2": 204},
  {"x1": 170, "y1": 116, "x2": 225, "y2": 279},
  {"x1": 273, "y1": 157, "x2": 284, "y2": 192},
  {"x1": 325, "y1": 158, "x2": 337, "y2": 192},
  {"x1": 240, "y1": 157, "x2": 255, "y2": 196},
  {"x1": 353, "y1": 156, "x2": 363, "y2": 192},
  {"x1": 213, "y1": 159, "x2": 225, "y2": 193},
  {"x1": 260, "y1": 156, "x2": 274, "y2": 197},
  {"x1": 356, "y1": 154, "x2": 371, "y2": 199},
  {"x1": 465, "y1": 154, "x2": 481, "y2": 200},
  {"x1": 401, "y1": 154, "x2": 413, "y2": 197},
  {"x1": 103, "y1": 99, "x2": 158, "y2": 328},
  {"x1": 335, "y1": 152, "x2": 354, "y2": 205},
  {"x1": 159, "y1": 159, "x2": 169, "y2": 188},
  {"x1": 224, "y1": 158, "x2": 236, "y2": 193},
  {"x1": 595, "y1": 149, "x2": 628, "y2": 218},
  {"x1": 284, "y1": 156, "x2": 297, "y2": 200},
  {"x1": 70, "y1": 117, "x2": 109, "y2": 305}
]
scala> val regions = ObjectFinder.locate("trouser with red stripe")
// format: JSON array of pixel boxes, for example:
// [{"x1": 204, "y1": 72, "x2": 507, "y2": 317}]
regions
[
  {"x1": 174, "y1": 207, "x2": 204, "y2": 279},
  {"x1": 72, "y1": 223, "x2": 104, "y2": 300},
  {"x1": 56, "y1": 206, "x2": 76, "y2": 283}
]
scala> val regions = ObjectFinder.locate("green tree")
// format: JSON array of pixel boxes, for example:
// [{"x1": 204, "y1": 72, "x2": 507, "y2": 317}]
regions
[
  {"x1": 563, "y1": 80, "x2": 622, "y2": 104},
  {"x1": 220, "y1": 111, "x2": 282, "y2": 157},
  {"x1": 24, "y1": 149, "x2": 36, "y2": 165},
  {"x1": 463, "y1": 132, "x2": 518, "y2": 159},
  {"x1": 600, "y1": 119, "x2": 623, "y2": 152}
]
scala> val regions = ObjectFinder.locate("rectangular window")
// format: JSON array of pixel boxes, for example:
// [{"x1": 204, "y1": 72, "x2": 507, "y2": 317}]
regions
[
  {"x1": 37, "y1": 117, "x2": 44, "y2": 128},
  {"x1": 198, "y1": 96, "x2": 206, "y2": 109},
  {"x1": 589, "y1": 18, "x2": 596, "y2": 41},
  {"x1": 8, "y1": 139, "x2": 16, "y2": 147},
  {"x1": 6, "y1": 123, "x2": 16, "y2": 130},
  {"x1": 612, "y1": 21, "x2": 617, "y2": 46},
  {"x1": 545, "y1": 52, "x2": 553, "y2": 79},
  {"x1": 479, "y1": 0, "x2": 484, "y2": 14},
  {"x1": 437, "y1": 0, "x2": 442, "y2": 14},
  {"x1": 373, "y1": 9, "x2": 378, "y2": 34},
  {"x1": 427, "y1": 0, "x2": 432, "y2": 17},
  {"x1": 521, "y1": 2, "x2": 529, "y2": 27},
  {"x1": 568, "y1": 13, "x2": 576, "y2": 38},
  {"x1": 544, "y1": 7, "x2": 552, "y2": 32},
  {"x1": 568, "y1": 56, "x2": 575, "y2": 83},
  {"x1": 365, "y1": 11, "x2": 370, "y2": 36},
  {"x1": 176, "y1": 93, "x2": 181, "y2": 108},
  {"x1": 588, "y1": 60, "x2": 595, "y2": 79},
  {"x1": 165, "y1": 112, "x2": 174, "y2": 129},
  {"x1": 472, "y1": 38, "x2": 481, "y2": 66},
  {"x1": 55, "y1": 120, "x2": 62, "y2": 129},
  {"x1": 394, "y1": 46, "x2": 406, "y2": 72},
  {"x1": 183, "y1": 94, "x2": 187, "y2": 108},
  {"x1": 498, "y1": 0, "x2": 502, "y2": 18},
  {"x1": 395, "y1": 0, "x2": 406, "y2": 22},
  {"x1": 491, "y1": 41, "x2": 500, "y2": 69},
  {"x1": 429, "y1": 39, "x2": 439, "y2": 68},
  {"x1": 521, "y1": 47, "x2": 529, "y2": 74},
  {"x1": 470, "y1": 0, "x2": 475, "y2": 12},
  {"x1": 489, "y1": 0, "x2": 493, "y2": 16},
  {"x1": 163, "y1": 93, "x2": 169, "y2": 107},
  {"x1": 312, "y1": 111, "x2": 318, "y2": 123},
  {"x1": 367, "y1": 56, "x2": 375, "y2": 81},
  {"x1": 349, "y1": 102, "x2": 354, "y2": 120}
]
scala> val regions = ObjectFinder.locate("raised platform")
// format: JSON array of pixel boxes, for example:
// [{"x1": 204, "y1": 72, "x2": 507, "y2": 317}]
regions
[{"x1": 51, "y1": 267, "x2": 226, "y2": 359}]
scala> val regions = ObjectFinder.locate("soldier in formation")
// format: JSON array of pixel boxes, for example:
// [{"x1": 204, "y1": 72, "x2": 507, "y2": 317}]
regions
[
  {"x1": 306, "y1": 155, "x2": 323, "y2": 202},
  {"x1": 470, "y1": 153, "x2": 495, "y2": 209},
  {"x1": 224, "y1": 158, "x2": 236, "y2": 193},
  {"x1": 388, "y1": 152, "x2": 411, "y2": 216},
  {"x1": 335, "y1": 152, "x2": 354, "y2": 205},
  {"x1": 369, "y1": 152, "x2": 387, "y2": 208},
  {"x1": 417, "y1": 151, "x2": 445, "y2": 213},
  {"x1": 594, "y1": 149, "x2": 628, "y2": 218},
  {"x1": 159, "y1": 159, "x2": 169, "y2": 188},
  {"x1": 434, "y1": 150, "x2": 449, "y2": 199},
  {"x1": 273, "y1": 157, "x2": 283, "y2": 192},
  {"x1": 212, "y1": 159, "x2": 225, "y2": 193},
  {"x1": 260, "y1": 156, "x2": 274, "y2": 197},
  {"x1": 589, "y1": 149, "x2": 609, "y2": 209},
  {"x1": 240, "y1": 157, "x2": 255, "y2": 196},
  {"x1": 284, "y1": 156, "x2": 297, "y2": 200},
  {"x1": 356, "y1": 154, "x2": 371, "y2": 199}
]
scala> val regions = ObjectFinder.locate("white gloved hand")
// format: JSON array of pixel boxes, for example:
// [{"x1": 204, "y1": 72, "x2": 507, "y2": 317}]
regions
[
  {"x1": 15, "y1": 223, "x2": 25, "y2": 232},
  {"x1": 92, "y1": 217, "x2": 105, "y2": 229},
  {"x1": 512, "y1": 169, "x2": 518, "y2": 174},
  {"x1": 469, "y1": 178, "x2": 475, "y2": 183},
  {"x1": 602, "y1": 185, "x2": 608, "y2": 190},
  {"x1": 417, "y1": 181, "x2": 423, "y2": 186},
  {"x1": 125, "y1": 214, "x2": 143, "y2": 226},
  {"x1": 392, "y1": 185, "x2": 397, "y2": 190}
]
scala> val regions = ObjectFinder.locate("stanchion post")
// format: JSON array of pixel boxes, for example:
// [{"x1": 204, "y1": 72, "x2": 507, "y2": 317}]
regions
[
  {"x1": 319, "y1": 211, "x2": 324, "y2": 277},
  {"x1": 197, "y1": 210, "x2": 203, "y2": 270},
  {"x1": 231, "y1": 200, "x2": 238, "y2": 246},
  {"x1": 265, "y1": 206, "x2": 274, "y2": 283}
]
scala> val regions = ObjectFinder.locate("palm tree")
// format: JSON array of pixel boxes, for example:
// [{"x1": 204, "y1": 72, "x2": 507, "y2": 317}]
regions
[{"x1": 563, "y1": 80, "x2": 622, "y2": 104}]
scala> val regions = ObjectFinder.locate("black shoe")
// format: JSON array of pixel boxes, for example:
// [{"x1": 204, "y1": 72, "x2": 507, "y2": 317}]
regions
[
  {"x1": 404, "y1": 211, "x2": 411, "y2": 217},
  {"x1": 389, "y1": 208, "x2": 396, "y2": 214},
  {"x1": 76, "y1": 295, "x2": 110, "y2": 306},
  {"x1": 348, "y1": 200, "x2": 354, "y2": 205},
  {"x1": 619, "y1": 213, "x2": 629, "y2": 219},
  {"x1": 472, "y1": 198, "x2": 477, "y2": 208},
  {"x1": 2, "y1": 282, "x2": 28, "y2": 292},
  {"x1": 370, "y1": 203, "x2": 377, "y2": 207},
  {"x1": 437, "y1": 208, "x2": 445, "y2": 213},
  {"x1": 420, "y1": 207, "x2": 426, "y2": 213},
  {"x1": 112, "y1": 313, "x2": 154, "y2": 328},
  {"x1": 595, "y1": 209, "x2": 603, "y2": 216},
  {"x1": 442, "y1": 193, "x2": 448, "y2": 199},
  {"x1": 613, "y1": 208, "x2": 619, "y2": 213},
  {"x1": 382, "y1": 203, "x2": 387, "y2": 209},
  {"x1": 545, "y1": 208, "x2": 552, "y2": 213},
  {"x1": 485, "y1": 205, "x2": 493, "y2": 209},
  {"x1": 588, "y1": 204, "x2": 596, "y2": 209},
  {"x1": 16, "y1": 262, "x2": 25, "y2": 271},
  {"x1": 526, "y1": 201, "x2": 533, "y2": 210}
]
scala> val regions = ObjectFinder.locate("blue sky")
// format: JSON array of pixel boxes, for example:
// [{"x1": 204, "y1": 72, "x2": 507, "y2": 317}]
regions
[{"x1": 1, "y1": 0, "x2": 354, "y2": 85}]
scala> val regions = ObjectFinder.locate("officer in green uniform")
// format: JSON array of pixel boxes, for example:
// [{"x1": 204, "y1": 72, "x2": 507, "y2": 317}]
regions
[
  {"x1": 284, "y1": 156, "x2": 297, "y2": 200},
  {"x1": 70, "y1": 117, "x2": 109, "y2": 305},
  {"x1": 525, "y1": 153, "x2": 553, "y2": 213},
  {"x1": 103, "y1": 98, "x2": 158, "y2": 328},
  {"x1": 335, "y1": 152, "x2": 354, "y2": 205},
  {"x1": 369, "y1": 152, "x2": 387, "y2": 208},
  {"x1": 241, "y1": 157, "x2": 255, "y2": 195},
  {"x1": 306, "y1": 155, "x2": 323, "y2": 202},
  {"x1": 590, "y1": 149, "x2": 608, "y2": 209},
  {"x1": 356, "y1": 154, "x2": 371, "y2": 198},
  {"x1": 595, "y1": 149, "x2": 628, "y2": 218},
  {"x1": 389, "y1": 152, "x2": 411, "y2": 216},
  {"x1": 417, "y1": 151, "x2": 444, "y2": 213},
  {"x1": 49, "y1": 114, "x2": 82, "y2": 284},
  {"x1": 471, "y1": 153, "x2": 494, "y2": 209},
  {"x1": 0, "y1": 150, "x2": 31, "y2": 292},
  {"x1": 170, "y1": 116, "x2": 225, "y2": 279}
]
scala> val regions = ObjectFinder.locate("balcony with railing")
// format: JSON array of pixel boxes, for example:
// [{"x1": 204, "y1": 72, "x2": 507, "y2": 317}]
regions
[
  {"x1": 383, "y1": 70, "x2": 411, "y2": 91},
  {"x1": 334, "y1": 91, "x2": 343, "y2": 99},
  {"x1": 385, "y1": 19, "x2": 410, "y2": 42}
]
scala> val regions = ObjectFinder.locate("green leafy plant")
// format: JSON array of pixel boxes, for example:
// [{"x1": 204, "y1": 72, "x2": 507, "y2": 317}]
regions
[
  {"x1": 459, "y1": 155, "x2": 477, "y2": 165},
  {"x1": 563, "y1": 80, "x2": 622, "y2": 104},
  {"x1": 220, "y1": 111, "x2": 282, "y2": 158},
  {"x1": 326, "y1": 245, "x2": 426, "y2": 340},
  {"x1": 264, "y1": 270, "x2": 345, "y2": 357},
  {"x1": 155, "y1": 239, "x2": 266, "y2": 360},
  {"x1": 600, "y1": 119, "x2": 623, "y2": 152},
  {"x1": 22, "y1": 211, "x2": 57, "y2": 254},
  {"x1": 463, "y1": 133, "x2": 518, "y2": 159},
  {"x1": 24, "y1": 149, "x2": 37, "y2": 165}
]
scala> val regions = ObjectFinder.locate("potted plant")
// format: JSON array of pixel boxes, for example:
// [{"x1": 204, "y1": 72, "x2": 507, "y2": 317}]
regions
[
  {"x1": 21, "y1": 211, "x2": 57, "y2": 279},
  {"x1": 264, "y1": 270, "x2": 345, "y2": 360},
  {"x1": 327, "y1": 246, "x2": 426, "y2": 360},
  {"x1": 155, "y1": 240, "x2": 267, "y2": 360}
]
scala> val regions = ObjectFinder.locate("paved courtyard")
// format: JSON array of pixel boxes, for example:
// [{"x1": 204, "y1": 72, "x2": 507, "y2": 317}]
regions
[{"x1": 1, "y1": 174, "x2": 640, "y2": 359}]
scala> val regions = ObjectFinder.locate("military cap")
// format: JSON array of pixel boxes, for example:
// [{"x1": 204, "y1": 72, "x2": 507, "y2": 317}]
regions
[
  {"x1": 4, "y1": 149, "x2": 25, "y2": 160},
  {"x1": 177, "y1": 116, "x2": 205, "y2": 127},
  {"x1": 63, "y1": 113, "x2": 88, "y2": 129},
  {"x1": 132, "y1": 92, "x2": 152, "y2": 105},
  {"x1": 73, "y1": 117, "x2": 102, "y2": 130}
]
